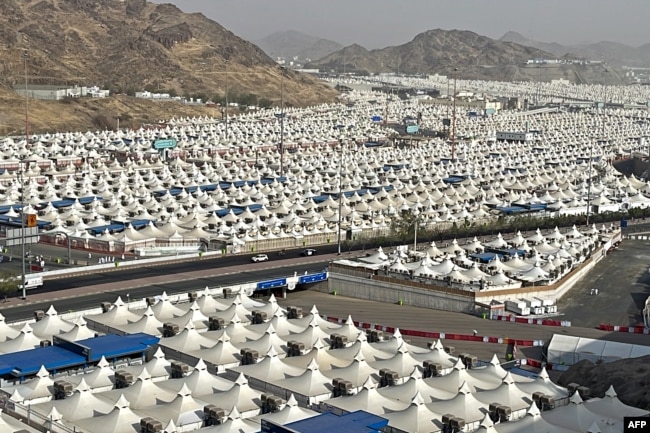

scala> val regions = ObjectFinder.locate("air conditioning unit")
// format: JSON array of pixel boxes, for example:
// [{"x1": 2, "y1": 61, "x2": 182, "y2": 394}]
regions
[
  {"x1": 171, "y1": 361, "x2": 190, "y2": 379},
  {"x1": 261, "y1": 394, "x2": 284, "y2": 414},
  {"x1": 163, "y1": 322, "x2": 180, "y2": 337},
  {"x1": 384, "y1": 371, "x2": 399, "y2": 386},
  {"x1": 145, "y1": 419, "x2": 163, "y2": 433},
  {"x1": 252, "y1": 311, "x2": 268, "y2": 325},
  {"x1": 40, "y1": 340, "x2": 51, "y2": 347},
  {"x1": 34, "y1": 310, "x2": 45, "y2": 321},
  {"x1": 115, "y1": 370, "x2": 134, "y2": 389},
  {"x1": 140, "y1": 417, "x2": 154, "y2": 433},
  {"x1": 540, "y1": 395, "x2": 555, "y2": 411},
  {"x1": 329, "y1": 333, "x2": 341, "y2": 349},
  {"x1": 335, "y1": 335, "x2": 348, "y2": 348},
  {"x1": 208, "y1": 316, "x2": 225, "y2": 331},
  {"x1": 422, "y1": 360, "x2": 442, "y2": 378},
  {"x1": 287, "y1": 340, "x2": 305, "y2": 357},
  {"x1": 53, "y1": 380, "x2": 74, "y2": 400},
  {"x1": 497, "y1": 405, "x2": 512, "y2": 422},
  {"x1": 245, "y1": 349, "x2": 259, "y2": 364},
  {"x1": 145, "y1": 297, "x2": 155, "y2": 306},
  {"x1": 444, "y1": 346, "x2": 455, "y2": 354},
  {"x1": 441, "y1": 414, "x2": 454, "y2": 432},
  {"x1": 203, "y1": 405, "x2": 225, "y2": 426},
  {"x1": 338, "y1": 380, "x2": 353, "y2": 396},
  {"x1": 566, "y1": 383, "x2": 580, "y2": 395},
  {"x1": 488, "y1": 403, "x2": 500, "y2": 422},
  {"x1": 461, "y1": 354, "x2": 477, "y2": 369},
  {"x1": 332, "y1": 378, "x2": 344, "y2": 397},
  {"x1": 532, "y1": 391, "x2": 545, "y2": 408},
  {"x1": 370, "y1": 330, "x2": 383, "y2": 342},
  {"x1": 577, "y1": 386, "x2": 591, "y2": 399},
  {"x1": 222, "y1": 288, "x2": 232, "y2": 299},
  {"x1": 100, "y1": 302, "x2": 112, "y2": 313},
  {"x1": 450, "y1": 417, "x2": 466, "y2": 431},
  {"x1": 188, "y1": 292, "x2": 198, "y2": 302},
  {"x1": 287, "y1": 306, "x2": 303, "y2": 319}
]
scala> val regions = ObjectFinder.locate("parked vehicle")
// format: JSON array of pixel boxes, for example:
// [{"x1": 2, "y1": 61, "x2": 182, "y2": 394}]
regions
[
  {"x1": 301, "y1": 249, "x2": 317, "y2": 256},
  {"x1": 251, "y1": 254, "x2": 269, "y2": 263}
]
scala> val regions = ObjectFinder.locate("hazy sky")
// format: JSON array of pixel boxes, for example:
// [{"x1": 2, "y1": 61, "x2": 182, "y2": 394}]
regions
[{"x1": 160, "y1": 0, "x2": 649, "y2": 48}]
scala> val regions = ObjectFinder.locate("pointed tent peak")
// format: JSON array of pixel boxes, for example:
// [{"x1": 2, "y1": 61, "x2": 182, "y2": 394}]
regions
[
  {"x1": 0, "y1": 311, "x2": 4, "y2": 322},
  {"x1": 114, "y1": 394, "x2": 130, "y2": 409},
  {"x1": 392, "y1": 328, "x2": 402, "y2": 339},
  {"x1": 19, "y1": 323, "x2": 33, "y2": 334},
  {"x1": 569, "y1": 391, "x2": 584, "y2": 404},
  {"x1": 74, "y1": 316, "x2": 88, "y2": 327},
  {"x1": 183, "y1": 320, "x2": 196, "y2": 331},
  {"x1": 362, "y1": 376, "x2": 375, "y2": 390},
  {"x1": 397, "y1": 341, "x2": 409, "y2": 354},
  {"x1": 286, "y1": 394, "x2": 298, "y2": 407},
  {"x1": 345, "y1": 315, "x2": 355, "y2": 325},
  {"x1": 36, "y1": 365, "x2": 50, "y2": 378},
  {"x1": 489, "y1": 354, "x2": 500, "y2": 366},
  {"x1": 45, "y1": 305, "x2": 58, "y2": 316},
  {"x1": 411, "y1": 391, "x2": 425, "y2": 406},
  {"x1": 201, "y1": 286, "x2": 211, "y2": 296},
  {"x1": 177, "y1": 383, "x2": 192, "y2": 397},
  {"x1": 227, "y1": 406, "x2": 241, "y2": 421},
  {"x1": 587, "y1": 421, "x2": 602, "y2": 433},
  {"x1": 229, "y1": 313, "x2": 243, "y2": 325},
  {"x1": 189, "y1": 300, "x2": 200, "y2": 311},
  {"x1": 152, "y1": 347, "x2": 166, "y2": 360},
  {"x1": 194, "y1": 358, "x2": 208, "y2": 371},
  {"x1": 268, "y1": 293, "x2": 277, "y2": 304},
  {"x1": 479, "y1": 413, "x2": 494, "y2": 429},
  {"x1": 76, "y1": 377, "x2": 91, "y2": 393},
  {"x1": 604, "y1": 384, "x2": 617, "y2": 398},
  {"x1": 137, "y1": 368, "x2": 152, "y2": 382},
  {"x1": 265, "y1": 322, "x2": 278, "y2": 335},
  {"x1": 312, "y1": 337, "x2": 326, "y2": 350},
  {"x1": 234, "y1": 372, "x2": 248, "y2": 386},
  {"x1": 526, "y1": 401, "x2": 541, "y2": 418},
  {"x1": 458, "y1": 381, "x2": 472, "y2": 395},
  {"x1": 160, "y1": 291, "x2": 169, "y2": 301},
  {"x1": 537, "y1": 367, "x2": 550, "y2": 381},
  {"x1": 232, "y1": 293, "x2": 243, "y2": 305},
  {"x1": 113, "y1": 297, "x2": 126, "y2": 307},
  {"x1": 163, "y1": 419, "x2": 178, "y2": 433},
  {"x1": 308, "y1": 316, "x2": 319, "y2": 328},
  {"x1": 265, "y1": 346, "x2": 279, "y2": 358},
  {"x1": 48, "y1": 406, "x2": 63, "y2": 422},
  {"x1": 353, "y1": 350, "x2": 366, "y2": 363},
  {"x1": 97, "y1": 356, "x2": 110, "y2": 368},
  {"x1": 9, "y1": 389, "x2": 24, "y2": 403},
  {"x1": 306, "y1": 358, "x2": 320, "y2": 371},
  {"x1": 431, "y1": 339, "x2": 444, "y2": 351},
  {"x1": 310, "y1": 305, "x2": 319, "y2": 315},
  {"x1": 452, "y1": 357, "x2": 466, "y2": 371},
  {"x1": 502, "y1": 371, "x2": 515, "y2": 385},
  {"x1": 143, "y1": 305, "x2": 155, "y2": 317}
]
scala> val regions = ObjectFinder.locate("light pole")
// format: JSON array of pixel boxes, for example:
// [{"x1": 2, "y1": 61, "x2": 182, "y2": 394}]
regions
[
  {"x1": 337, "y1": 139, "x2": 344, "y2": 255},
  {"x1": 224, "y1": 58, "x2": 230, "y2": 141},
  {"x1": 279, "y1": 66, "x2": 286, "y2": 179},
  {"x1": 451, "y1": 68, "x2": 458, "y2": 161},
  {"x1": 21, "y1": 50, "x2": 28, "y2": 300}
]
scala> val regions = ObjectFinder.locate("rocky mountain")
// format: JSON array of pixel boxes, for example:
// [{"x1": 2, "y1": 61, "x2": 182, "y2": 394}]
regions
[
  {"x1": 306, "y1": 29, "x2": 620, "y2": 83},
  {"x1": 255, "y1": 30, "x2": 344, "y2": 62},
  {"x1": 0, "y1": 0, "x2": 338, "y2": 133},
  {"x1": 500, "y1": 31, "x2": 650, "y2": 68},
  {"x1": 558, "y1": 356, "x2": 650, "y2": 410}
]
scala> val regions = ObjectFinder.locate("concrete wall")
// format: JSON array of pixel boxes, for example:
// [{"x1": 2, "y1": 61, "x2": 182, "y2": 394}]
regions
[{"x1": 325, "y1": 272, "x2": 475, "y2": 313}]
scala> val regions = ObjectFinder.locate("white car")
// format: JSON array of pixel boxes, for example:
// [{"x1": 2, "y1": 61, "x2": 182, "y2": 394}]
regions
[{"x1": 251, "y1": 254, "x2": 269, "y2": 263}]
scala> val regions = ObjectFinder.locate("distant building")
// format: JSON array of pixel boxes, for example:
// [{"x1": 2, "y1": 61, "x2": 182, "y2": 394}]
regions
[
  {"x1": 13, "y1": 84, "x2": 88, "y2": 101},
  {"x1": 496, "y1": 131, "x2": 533, "y2": 142}
]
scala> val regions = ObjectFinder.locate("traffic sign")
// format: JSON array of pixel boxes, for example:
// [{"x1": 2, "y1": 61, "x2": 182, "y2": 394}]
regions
[
  {"x1": 4, "y1": 227, "x2": 39, "y2": 246},
  {"x1": 153, "y1": 138, "x2": 177, "y2": 149}
]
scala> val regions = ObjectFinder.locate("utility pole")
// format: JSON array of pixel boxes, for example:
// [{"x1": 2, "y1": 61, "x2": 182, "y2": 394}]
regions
[
  {"x1": 279, "y1": 66, "x2": 286, "y2": 178},
  {"x1": 451, "y1": 68, "x2": 458, "y2": 161},
  {"x1": 337, "y1": 139, "x2": 344, "y2": 255},
  {"x1": 224, "y1": 58, "x2": 230, "y2": 141},
  {"x1": 21, "y1": 50, "x2": 28, "y2": 300}
]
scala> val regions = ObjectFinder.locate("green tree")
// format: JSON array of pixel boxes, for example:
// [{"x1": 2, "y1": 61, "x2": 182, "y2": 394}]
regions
[
  {"x1": 0, "y1": 271, "x2": 18, "y2": 302},
  {"x1": 390, "y1": 210, "x2": 422, "y2": 244}
]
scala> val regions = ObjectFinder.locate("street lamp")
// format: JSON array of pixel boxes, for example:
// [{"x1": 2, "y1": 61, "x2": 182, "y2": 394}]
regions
[
  {"x1": 21, "y1": 49, "x2": 29, "y2": 300},
  {"x1": 224, "y1": 58, "x2": 230, "y2": 141},
  {"x1": 337, "y1": 139, "x2": 344, "y2": 255},
  {"x1": 451, "y1": 68, "x2": 458, "y2": 161},
  {"x1": 279, "y1": 66, "x2": 286, "y2": 178}
]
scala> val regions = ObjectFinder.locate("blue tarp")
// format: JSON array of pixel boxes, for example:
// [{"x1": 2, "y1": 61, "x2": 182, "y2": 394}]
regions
[
  {"x1": 76, "y1": 333, "x2": 159, "y2": 362},
  {"x1": 469, "y1": 252, "x2": 502, "y2": 263},
  {"x1": 0, "y1": 346, "x2": 86, "y2": 377},
  {"x1": 277, "y1": 410, "x2": 388, "y2": 433}
]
